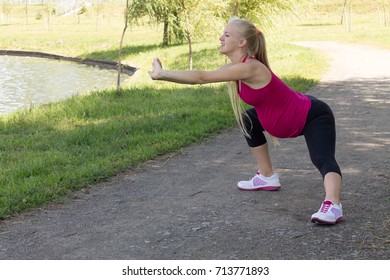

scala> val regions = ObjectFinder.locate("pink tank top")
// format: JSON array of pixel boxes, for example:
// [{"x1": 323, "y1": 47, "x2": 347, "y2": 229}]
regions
[{"x1": 238, "y1": 58, "x2": 311, "y2": 138}]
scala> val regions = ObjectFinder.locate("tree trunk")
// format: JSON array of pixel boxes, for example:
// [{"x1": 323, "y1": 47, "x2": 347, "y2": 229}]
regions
[
  {"x1": 25, "y1": 1, "x2": 28, "y2": 25},
  {"x1": 163, "y1": 19, "x2": 169, "y2": 47},
  {"x1": 186, "y1": 31, "x2": 193, "y2": 70},
  {"x1": 181, "y1": 1, "x2": 193, "y2": 70},
  {"x1": 340, "y1": 0, "x2": 347, "y2": 25},
  {"x1": 377, "y1": 7, "x2": 382, "y2": 27},
  {"x1": 117, "y1": 0, "x2": 130, "y2": 96},
  {"x1": 349, "y1": 3, "x2": 352, "y2": 32},
  {"x1": 233, "y1": 0, "x2": 240, "y2": 16}
]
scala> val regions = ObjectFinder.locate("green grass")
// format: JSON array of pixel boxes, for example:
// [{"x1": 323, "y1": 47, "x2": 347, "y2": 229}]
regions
[
  {"x1": 0, "y1": 1, "x2": 388, "y2": 219},
  {"x1": 0, "y1": 85, "x2": 234, "y2": 217},
  {"x1": 274, "y1": 0, "x2": 390, "y2": 49}
]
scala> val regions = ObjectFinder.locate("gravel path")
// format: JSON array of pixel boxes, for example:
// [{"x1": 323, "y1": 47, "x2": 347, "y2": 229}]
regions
[{"x1": 0, "y1": 41, "x2": 389, "y2": 260}]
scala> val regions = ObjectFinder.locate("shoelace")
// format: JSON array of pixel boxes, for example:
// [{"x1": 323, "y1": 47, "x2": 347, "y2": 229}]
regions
[{"x1": 320, "y1": 202, "x2": 332, "y2": 213}]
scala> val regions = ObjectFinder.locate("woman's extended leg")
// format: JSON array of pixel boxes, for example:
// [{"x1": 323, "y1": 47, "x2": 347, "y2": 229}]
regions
[
  {"x1": 303, "y1": 97, "x2": 343, "y2": 224},
  {"x1": 324, "y1": 172, "x2": 342, "y2": 204},
  {"x1": 311, "y1": 171, "x2": 343, "y2": 224}
]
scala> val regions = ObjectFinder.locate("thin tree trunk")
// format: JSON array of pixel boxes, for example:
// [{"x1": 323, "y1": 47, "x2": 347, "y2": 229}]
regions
[
  {"x1": 25, "y1": 1, "x2": 28, "y2": 25},
  {"x1": 349, "y1": 3, "x2": 352, "y2": 32},
  {"x1": 186, "y1": 31, "x2": 193, "y2": 70},
  {"x1": 377, "y1": 7, "x2": 382, "y2": 27},
  {"x1": 181, "y1": 2, "x2": 193, "y2": 70},
  {"x1": 233, "y1": 0, "x2": 240, "y2": 16},
  {"x1": 117, "y1": 0, "x2": 130, "y2": 96},
  {"x1": 163, "y1": 19, "x2": 169, "y2": 47},
  {"x1": 340, "y1": 0, "x2": 347, "y2": 25}
]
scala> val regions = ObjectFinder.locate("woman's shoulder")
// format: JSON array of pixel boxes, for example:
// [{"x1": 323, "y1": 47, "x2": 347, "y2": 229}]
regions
[{"x1": 243, "y1": 57, "x2": 269, "y2": 71}]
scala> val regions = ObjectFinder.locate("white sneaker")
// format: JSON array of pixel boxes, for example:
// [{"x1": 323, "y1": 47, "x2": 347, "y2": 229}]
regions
[
  {"x1": 311, "y1": 200, "x2": 344, "y2": 225},
  {"x1": 237, "y1": 172, "x2": 281, "y2": 191}
]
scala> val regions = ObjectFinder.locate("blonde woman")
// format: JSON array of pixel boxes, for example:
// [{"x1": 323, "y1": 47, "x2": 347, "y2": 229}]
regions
[{"x1": 148, "y1": 18, "x2": 343, "y2": 225}]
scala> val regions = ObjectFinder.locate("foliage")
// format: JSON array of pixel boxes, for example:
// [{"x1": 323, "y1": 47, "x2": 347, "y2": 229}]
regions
[
  {"x1": 225, "y1": 0, "x2": 301, "y2": 29},
  {"x1": 177, "y1": 0, "x2": 227, "y2": 69},
  {"x1": 128, "y1": 0, "x2": 186, "y2": 46},
  {"x1": 127, "y1": 0, "x2": 301, "y2": 46},
  {"x1": 77, "y1": 6, "x2": 88, "y2": 16},
  {"x1": 178, "y1": 0, "x2": 227, "y2": 39}
]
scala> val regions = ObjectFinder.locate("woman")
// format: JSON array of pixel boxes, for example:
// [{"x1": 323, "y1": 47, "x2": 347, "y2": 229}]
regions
[{"x1": 148, "y1": 17, "x2": 344, "y2": 225}]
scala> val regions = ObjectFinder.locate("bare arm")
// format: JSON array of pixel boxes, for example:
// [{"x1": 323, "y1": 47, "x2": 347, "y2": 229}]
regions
[{"x1": 148, "y1": 57, "x2": 257, "y2": 85}]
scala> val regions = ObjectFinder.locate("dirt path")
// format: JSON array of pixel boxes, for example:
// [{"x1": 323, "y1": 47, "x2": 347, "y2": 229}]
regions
[{"x1": 0, "y1": 42, "x2": 389, "y2": 260}]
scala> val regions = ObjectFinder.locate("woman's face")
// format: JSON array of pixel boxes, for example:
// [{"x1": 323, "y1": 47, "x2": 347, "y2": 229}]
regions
[{"x1": 219, "y1": 22, "x2": 242, "y2": 55}]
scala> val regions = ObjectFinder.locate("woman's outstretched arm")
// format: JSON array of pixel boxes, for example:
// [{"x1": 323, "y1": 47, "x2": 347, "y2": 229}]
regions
[{"x1": 148, "y1": 57, "x2": 256, "y2": 85}]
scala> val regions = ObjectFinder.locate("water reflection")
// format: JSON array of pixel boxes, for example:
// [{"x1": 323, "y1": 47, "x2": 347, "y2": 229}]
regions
[{"x1": 0, "y1": 55, "x2": 129, "y2": 114}]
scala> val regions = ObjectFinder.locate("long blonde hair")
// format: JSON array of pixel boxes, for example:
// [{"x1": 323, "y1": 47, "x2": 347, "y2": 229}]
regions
[{"x1": 227, "y1": 18, "x2": 279, "y2": 145}]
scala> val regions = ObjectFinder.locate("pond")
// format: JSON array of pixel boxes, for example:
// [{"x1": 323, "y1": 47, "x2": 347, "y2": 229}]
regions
[{"x1": 0, "y1": 55, "x2": 130, "y2": 115}]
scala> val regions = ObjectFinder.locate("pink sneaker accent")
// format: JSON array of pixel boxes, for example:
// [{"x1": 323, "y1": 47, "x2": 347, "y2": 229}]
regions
[
  {"x1": 237, "y1": 173, "x2": 281, "y2": 191},
  {"x1": 311, "y1": 200, "x2": 344, "y2": 225}
]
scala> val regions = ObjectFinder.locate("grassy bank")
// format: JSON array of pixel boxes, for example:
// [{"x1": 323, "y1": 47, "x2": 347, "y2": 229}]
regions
[{"x1": 0, "y1": 1, "x2": 387, "y2": 219}]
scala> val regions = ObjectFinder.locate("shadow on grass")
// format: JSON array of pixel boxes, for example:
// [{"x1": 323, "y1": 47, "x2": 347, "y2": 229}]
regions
[{"x1": 82, "y1": 43, "x2": 162, "y2": 61}]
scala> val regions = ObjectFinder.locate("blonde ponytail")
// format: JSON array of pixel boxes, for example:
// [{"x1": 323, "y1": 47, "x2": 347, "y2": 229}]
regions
[{"x1": 227, "y1": 81, "x2": 251, "y2": 138}]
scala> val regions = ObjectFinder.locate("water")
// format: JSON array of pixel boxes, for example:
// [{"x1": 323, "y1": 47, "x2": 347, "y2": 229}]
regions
[{"x1": 0, "y1": 55, "x2": 130, "y2": 114}]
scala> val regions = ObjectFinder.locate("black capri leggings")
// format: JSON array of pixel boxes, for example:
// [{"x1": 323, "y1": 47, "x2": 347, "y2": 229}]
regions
[{"x1": 242, "y1": 96, "x2": 342, "y2": 178}]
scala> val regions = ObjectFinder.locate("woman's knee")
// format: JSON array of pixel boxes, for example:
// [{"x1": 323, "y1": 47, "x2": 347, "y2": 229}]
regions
[
  {"x1": 311, "y1": 156, "x2": 342, "y2": 178},
  {"x1": 242, "y1": 108, "x2": 267, "y2": 147}
]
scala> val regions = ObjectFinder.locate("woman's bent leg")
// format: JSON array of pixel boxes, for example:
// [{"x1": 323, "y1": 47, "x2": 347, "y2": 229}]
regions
[
  {"x1": 243, "y1": 108, "x2": 274, "y2": 176},
  {"x1": 237, "y1": 108, "x2": 281, "y2": 191},
  {"x1": 251, "y1": 144, "x2": 274, "y2": 177}
]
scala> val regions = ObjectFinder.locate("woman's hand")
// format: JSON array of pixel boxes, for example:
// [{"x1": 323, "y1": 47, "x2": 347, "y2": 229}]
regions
[{"x1": 148, "y1": 57, "x2": 163, "y2": 80}]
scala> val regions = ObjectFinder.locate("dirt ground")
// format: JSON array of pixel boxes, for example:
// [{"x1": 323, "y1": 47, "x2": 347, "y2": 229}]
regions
[{"x1": 0, "y1": 41, "x2": 389, "y2": 260}]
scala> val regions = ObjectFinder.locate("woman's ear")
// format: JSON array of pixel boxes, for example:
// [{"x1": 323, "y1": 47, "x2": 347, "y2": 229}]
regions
[{"x1": 238, "y1": 38, "x2": 247, "y2": 48}]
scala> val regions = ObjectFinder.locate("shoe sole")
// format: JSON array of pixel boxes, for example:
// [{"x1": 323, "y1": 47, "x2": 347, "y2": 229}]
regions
[
  {"x1": 311, "y1": 217, "x2": 344, "y2": 225},
  {"x1": 237, "y1": 185, "x2": 281, "y2": 191}
]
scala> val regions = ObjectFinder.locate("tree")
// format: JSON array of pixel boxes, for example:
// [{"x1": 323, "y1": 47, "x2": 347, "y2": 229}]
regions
[
  {"x1": 128, "y1": 0, "x2": 186, "y2": 47},
  {"x1": 226, "y1": 0, "x2": 298, "y2": 29},
  {"x1": 1, "y1": 0, "x2": 13, "y2": 26},
  {"x1": 178, "y1": 0, "x2": 227, "y2": 69},
  {"x1": 127, "y1": 0, "x2": 226, "y2": 68},
  {"x1": 41, "y1": 1, "x2": 56, "y2": 31},
  {"x1": 127, "y1": 0, "x2": 298, "y2": 69}
]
